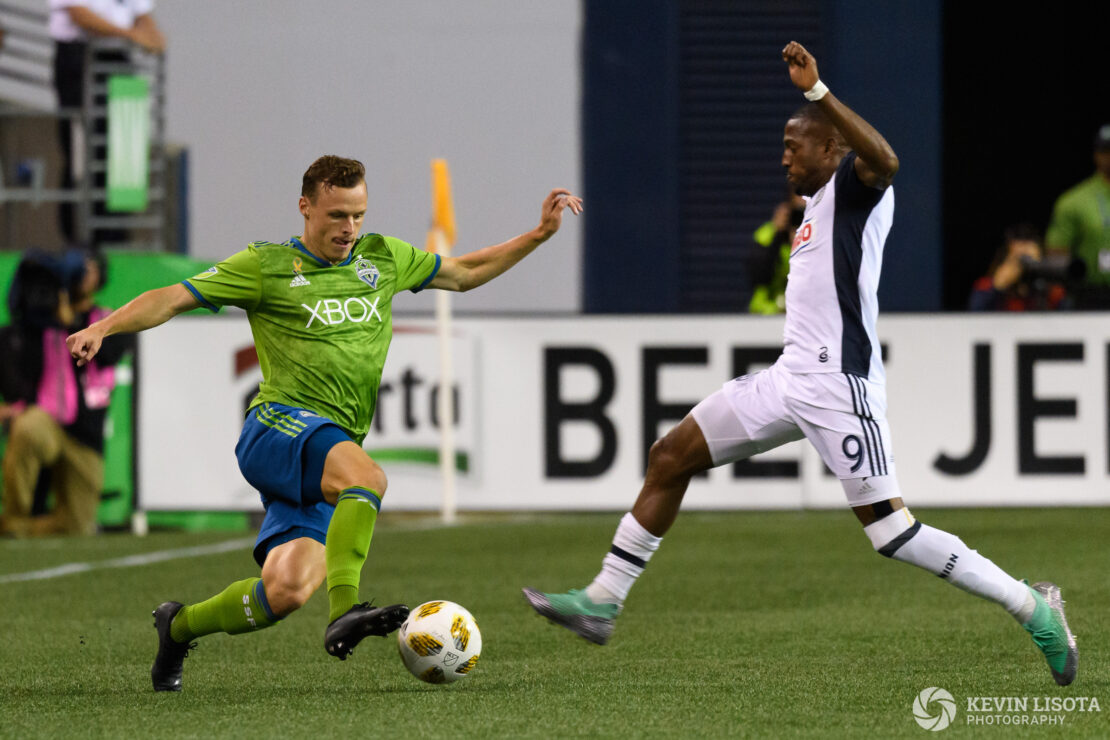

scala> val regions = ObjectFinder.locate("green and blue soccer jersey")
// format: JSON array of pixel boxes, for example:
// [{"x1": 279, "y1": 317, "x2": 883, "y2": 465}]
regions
[{"x1": 182, "y1": 235, "x2": 440, "y2": 442}]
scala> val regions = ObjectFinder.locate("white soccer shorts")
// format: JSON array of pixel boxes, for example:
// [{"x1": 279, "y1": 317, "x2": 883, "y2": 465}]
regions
[{"x1": 690, "y1": 360, "x2": 896, "y2": 483}]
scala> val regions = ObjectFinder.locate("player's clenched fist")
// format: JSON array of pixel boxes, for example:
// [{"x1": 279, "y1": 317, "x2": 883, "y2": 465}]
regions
[
  {"x1": 66, "y1": 326, "x2": 104, "y2": 367},
  {"x1": 782, "y1": 41, "x2": 819, "y2": 92}
]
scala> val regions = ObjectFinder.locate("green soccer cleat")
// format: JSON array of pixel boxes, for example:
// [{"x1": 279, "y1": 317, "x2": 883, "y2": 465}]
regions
[
  {"x1": 1022, "y1": 581, "x2": 1078, "y2": 687},
  {"x1": 522, "y1": 587, "x2": 620, "y2": 645}
]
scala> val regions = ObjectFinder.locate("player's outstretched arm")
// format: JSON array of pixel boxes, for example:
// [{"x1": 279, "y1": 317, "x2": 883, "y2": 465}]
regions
[
  {"x1": 427, "y1": 188, "x2": 583, "y2": 292},
  {"x1": 782, "y1": 41, "x2": 899, "y2": 189},
  {"x1": 66, "y1": 283, "x2": 199, "y2": 366}
]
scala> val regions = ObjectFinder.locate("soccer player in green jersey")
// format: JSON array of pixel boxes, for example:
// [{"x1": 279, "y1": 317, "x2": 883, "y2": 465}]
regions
[{"x1": 66, "y1": 155, "x2": 582, "y2": 691}]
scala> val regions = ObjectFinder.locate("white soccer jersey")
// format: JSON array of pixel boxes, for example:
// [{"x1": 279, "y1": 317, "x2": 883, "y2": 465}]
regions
[{"x1": 780, "y1": 152, "x2": 894, "y2": 382}]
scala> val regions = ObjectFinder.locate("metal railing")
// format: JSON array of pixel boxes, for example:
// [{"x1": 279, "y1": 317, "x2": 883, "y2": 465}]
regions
[{"x1": 77, "y1": 37, "x2": 167, "y2": 249}]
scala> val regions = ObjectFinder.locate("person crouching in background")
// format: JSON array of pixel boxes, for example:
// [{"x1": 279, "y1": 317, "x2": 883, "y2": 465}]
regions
[{"x1": 0, "y1": 248, "x2": 132, "y2": 536}]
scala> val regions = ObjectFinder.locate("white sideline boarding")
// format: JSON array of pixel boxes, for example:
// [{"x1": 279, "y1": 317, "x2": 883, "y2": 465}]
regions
[{"x1": 138, "y1": 314, "x2": 1110, "y2": 512}]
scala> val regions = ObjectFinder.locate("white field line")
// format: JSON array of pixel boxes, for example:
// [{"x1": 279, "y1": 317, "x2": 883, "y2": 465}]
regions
[
  {"x1": 0, "y1": 513, "x2": 561, "y2": 585},
  {"x1": 0, "y1": 537, "x2": 256, "y2": 584}
]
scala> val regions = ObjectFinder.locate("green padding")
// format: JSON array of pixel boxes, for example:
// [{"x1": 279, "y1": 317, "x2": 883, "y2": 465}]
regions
[
  {"x1": 145, "y1": 511, "x2": 250, "y2": 532},
  {"x1": 97, "y1": 356, "x2": 133, "y2": 526},
  {"x1": 368, "y1": 447, "x2": 469, "y2": 472},
  {"x1": 0, "y1": 251, "x2": 236, "y2": 531},
  {"x1": 0, "y1": 250, "x2": 214, "y2": 322}
]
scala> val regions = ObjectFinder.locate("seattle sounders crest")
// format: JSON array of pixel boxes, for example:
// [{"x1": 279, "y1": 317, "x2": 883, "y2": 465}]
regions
[{"x1": 355, "y1": 258, "x2": 380, "y2": 289}]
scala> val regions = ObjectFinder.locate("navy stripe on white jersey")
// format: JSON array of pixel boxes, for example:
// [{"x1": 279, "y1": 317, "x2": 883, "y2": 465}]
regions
[
  {"x1": 781, "y1": 152, "x2": 894, "y2": 382},
  {"x1": 845, "y1": 373, "x2": 887, "y2": 476}
]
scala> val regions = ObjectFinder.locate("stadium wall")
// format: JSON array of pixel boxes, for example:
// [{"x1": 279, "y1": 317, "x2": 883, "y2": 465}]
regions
[
  {"x1": 156, "y1": 0, "x2": 583, "y2": 313},
  {"x1": 139, "y1": 314, "x2": 1110, "y2": 512}
]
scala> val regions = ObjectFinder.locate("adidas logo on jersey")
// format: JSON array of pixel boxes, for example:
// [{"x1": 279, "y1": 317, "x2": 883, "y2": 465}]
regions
[{"x1": 290, "y1": 273, "x2": 311, "y2": 288}]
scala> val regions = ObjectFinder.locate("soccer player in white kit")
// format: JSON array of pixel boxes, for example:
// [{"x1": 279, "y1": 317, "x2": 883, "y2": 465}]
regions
[{"x1": 524, "y1": 41, "x2": 1078, "y2": 687}]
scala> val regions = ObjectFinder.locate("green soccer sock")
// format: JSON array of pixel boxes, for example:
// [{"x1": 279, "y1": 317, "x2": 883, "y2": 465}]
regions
[
  {"x1": 169, "y1": 577, "x2": 282, "y2": 643},
  {"x1": 325, "y1": 488, "x2": 381, "y2": 623}
]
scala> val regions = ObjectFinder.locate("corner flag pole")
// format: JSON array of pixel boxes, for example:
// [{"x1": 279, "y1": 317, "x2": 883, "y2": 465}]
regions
[{"x1": 426, "y1": 159, "x2": 458, "y2": 524}]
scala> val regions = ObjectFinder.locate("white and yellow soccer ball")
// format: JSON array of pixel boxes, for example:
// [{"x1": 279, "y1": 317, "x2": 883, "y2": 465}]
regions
[{"x1": 397, "y1": 601, "x2": 482, "y2": 684}]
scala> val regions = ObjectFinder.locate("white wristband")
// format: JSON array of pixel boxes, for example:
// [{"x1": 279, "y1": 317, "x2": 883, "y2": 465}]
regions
[{"x1": 803, "y1": 80, "x2": 829, "y2": 102}]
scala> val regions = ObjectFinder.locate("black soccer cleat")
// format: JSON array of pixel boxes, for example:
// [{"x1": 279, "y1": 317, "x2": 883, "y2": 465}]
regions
[
  {"x1": 325, "y1": 602, "x2": 409, "y2": 660},
  {"x1": 151, "y1": 601, "x2": 196, "y2": 692}
]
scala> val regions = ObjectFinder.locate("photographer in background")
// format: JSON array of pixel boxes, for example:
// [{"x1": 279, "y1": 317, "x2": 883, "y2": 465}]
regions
[
  {"x1": 968, "y1": 224, "x2": 1077, "y2": 311},
  {"x1": 0, "y1": 248, "x2": 131, "y2": 536}
]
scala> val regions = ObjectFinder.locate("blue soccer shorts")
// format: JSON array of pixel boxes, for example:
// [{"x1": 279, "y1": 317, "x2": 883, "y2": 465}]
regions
[{"x1": 235, "y1": 402, "x2": 355, "y2": 566}]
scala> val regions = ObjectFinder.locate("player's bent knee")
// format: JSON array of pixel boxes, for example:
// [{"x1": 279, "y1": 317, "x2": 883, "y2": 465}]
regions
[
  {"x1": 862, "y1": 505, "x2": 921, "y2": 557},
  {"x1": 260, "y1": 538, "x2": 326, "y2": 615},
  {"x1": 367, "y1": 457, "x2": 387, "y2": 494},
  {"x1": 264, "y1": 575, "x2": 318, "y2": 616},
  {"x1": 338, "y1": 456, "x2": 386, "y2": 496},
  {"x1": 646, "y1": 437, "x2": 682, "y2": 480},
  {"x1": 647, "y1": 425, "x2": 710, "y2": 481}
]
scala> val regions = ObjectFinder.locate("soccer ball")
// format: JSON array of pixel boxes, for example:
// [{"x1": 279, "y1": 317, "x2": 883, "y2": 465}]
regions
[{"x1": 397, "y1": 601, "x2": 482, "y2": 684}]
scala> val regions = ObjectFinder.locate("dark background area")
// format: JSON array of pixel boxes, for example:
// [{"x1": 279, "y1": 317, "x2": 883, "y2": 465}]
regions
[
  {"x1": 582, "y1": 1, "x2": 1109, "y2": 313},
  {"x1": 941, "y1": 4, "x2": 1109, "y2": 309}
]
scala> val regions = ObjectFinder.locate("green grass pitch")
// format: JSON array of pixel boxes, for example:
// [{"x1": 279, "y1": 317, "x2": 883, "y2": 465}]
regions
[{"x1": 1, "y1": 508, "x2": 1106, "y2": 738}]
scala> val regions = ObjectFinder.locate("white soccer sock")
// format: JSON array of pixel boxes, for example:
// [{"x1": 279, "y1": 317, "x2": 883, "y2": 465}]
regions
[
  {"x1": 586, "y1": 513, "x2": 663, "y2": 604},
  {"x1": 876, "y1": 517, "x2": 1032, "y2": 621}
]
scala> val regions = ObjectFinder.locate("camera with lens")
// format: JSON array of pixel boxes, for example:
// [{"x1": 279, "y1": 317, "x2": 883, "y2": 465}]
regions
[{"x1": 1018, "y1": 254, "x2": 1086, "y2": 286}]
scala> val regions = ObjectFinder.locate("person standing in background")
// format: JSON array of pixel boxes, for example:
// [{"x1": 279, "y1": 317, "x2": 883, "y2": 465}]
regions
[
  {"x1": 49, "y1": 0, "x2": 166, "y2": 242},
  {"x1": 1045, "y1": 124, "x2": 1110, "y2": 307},
  {"x1": 748, "y1": 191, "x2": 805, "y2": 314}
]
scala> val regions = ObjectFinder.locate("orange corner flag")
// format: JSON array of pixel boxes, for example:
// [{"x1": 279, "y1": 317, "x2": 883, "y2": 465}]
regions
[{"x1": 426, "y1": 159, "x2": 456, "y2": 255}]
